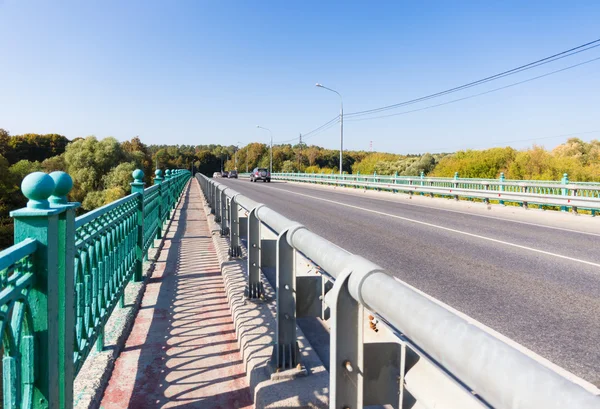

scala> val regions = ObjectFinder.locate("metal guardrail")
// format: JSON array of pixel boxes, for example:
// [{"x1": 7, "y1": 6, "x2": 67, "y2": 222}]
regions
[
  {"x1": 1, "y1": 168, "x2": 190, "y2": 409},
  {"x1": 198, "y1": 173, "x2": 600, "y2": 409},
  {"x1": 270, "y1": 172, "x2": 600, "y2": 213}
]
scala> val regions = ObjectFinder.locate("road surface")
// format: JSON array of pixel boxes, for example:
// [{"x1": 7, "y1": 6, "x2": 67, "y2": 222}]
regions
[{"x1": 216, "y1": 177, "x2": 600, "y2": 385}]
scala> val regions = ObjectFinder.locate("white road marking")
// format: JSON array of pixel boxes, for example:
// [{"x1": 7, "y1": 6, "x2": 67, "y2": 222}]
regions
[
  {"x1": 253, "y1": 182, "x2": 600, "y2": 269},
  {"x1": 272, "y1": 180, "x2": 600, "y2": 237}
]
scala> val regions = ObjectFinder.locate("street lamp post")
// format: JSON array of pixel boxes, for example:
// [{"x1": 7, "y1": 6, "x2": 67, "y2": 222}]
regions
[
  {"x1": 256, "y1": 125, "x2": 273, "y2": 174},
  {"x1": 316, "y1": 83, "x2": 343, "y2": 175}
]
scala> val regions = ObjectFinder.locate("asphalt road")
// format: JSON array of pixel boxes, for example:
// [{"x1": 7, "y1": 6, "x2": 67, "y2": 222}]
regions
[{"x1": 217, "y1": 177, "x2": 600, "y2": 384}]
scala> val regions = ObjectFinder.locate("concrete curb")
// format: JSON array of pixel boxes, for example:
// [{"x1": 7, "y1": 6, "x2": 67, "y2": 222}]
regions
[
  {"x1": 199, "y1": 180, "x2": 329, "y2": 408},
  {"x1": 73, "y1": 182, "x2": 190, "y2": 409}
]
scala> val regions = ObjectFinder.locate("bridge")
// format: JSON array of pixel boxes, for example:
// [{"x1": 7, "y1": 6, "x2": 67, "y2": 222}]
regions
[{"x1": 1, "y1": 168, "x2": 599, "y2": 409}]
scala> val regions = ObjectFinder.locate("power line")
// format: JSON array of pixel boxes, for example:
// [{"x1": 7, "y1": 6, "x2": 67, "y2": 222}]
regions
[
  {"x1": 345, "y1": 39, "x2": 600, "y2": 118},
  {"x1": 302, "y1": 119, "x2": 339, "y2": 141},
  {"x1": 346, "y1": 56, "x2": 600, "y2": 123},
  {"x1": 273, "y1": 114, "x2": 339, "y2": 144}
]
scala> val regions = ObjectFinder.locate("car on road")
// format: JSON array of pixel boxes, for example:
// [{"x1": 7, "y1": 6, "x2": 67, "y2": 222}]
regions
[
  {"x1": 221, "y1": 171, "x2": 229, "y2": 178},
  {"x1": 250, "y1": 167, "x2": 271, "y2": 182},
  {"x1": 228, "y1": 170, "x2": 238, "y2": 179},
  {"x1": 212, "y1": 172, "x2": 220, "y2": 178}
]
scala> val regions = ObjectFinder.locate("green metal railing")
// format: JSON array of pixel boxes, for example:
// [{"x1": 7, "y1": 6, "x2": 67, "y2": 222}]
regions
[
  {"x1": 271, "y1": 171, "x2": 600, "y2": 213},
  {"x1": 0, "y1": 168, "x2": 191, "y2": 409}
]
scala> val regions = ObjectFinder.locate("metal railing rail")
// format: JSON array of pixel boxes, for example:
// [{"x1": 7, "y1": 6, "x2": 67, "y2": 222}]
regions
[
  {"x1": 1, "y1": 168, "x2": 191, "y2": 409},
  {"x1": 198, "y1": 173, "x2": 600, "y2": 409},
  {"x1": 270, "y1": 172, "x2": 600, "y2": 213}
]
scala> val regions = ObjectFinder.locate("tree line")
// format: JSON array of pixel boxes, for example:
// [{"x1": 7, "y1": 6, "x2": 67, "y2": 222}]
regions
[{"x1": 1, "y1": 128, "x2": 598, "y2": 249}]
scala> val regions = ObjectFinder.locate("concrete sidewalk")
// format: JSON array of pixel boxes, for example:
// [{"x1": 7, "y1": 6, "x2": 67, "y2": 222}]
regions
[{"x1": 100, "y1": 181, "x2": 252, "y2": 409}]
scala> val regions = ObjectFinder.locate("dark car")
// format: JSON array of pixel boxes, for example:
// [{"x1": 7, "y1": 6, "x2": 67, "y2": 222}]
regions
[
  {"x1": 221, "y1": 171, "x2": 229, "y2": 178},
  {"x1": 250, "y1": 167, "x2": 271, "y2": 182},
  {"x1": 228, "y1": 170, "x2": 238, "y2": 178}
]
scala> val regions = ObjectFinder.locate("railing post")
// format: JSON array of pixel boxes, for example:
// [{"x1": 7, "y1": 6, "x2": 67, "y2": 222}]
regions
[
  {"x1": 130, "y1": 169, "x2": 145, "y2": 282},
  {"x1": 453, "y1": 172, "x2": 459, "y2": 201},
  {"x1": 561, "y1": 173, "x2": 569, "y2": 212},
  {"x1": 11, "y1": 172, "x2": 67, "y2": 409},
  {"x1": 271, "y1": 225, "x2": 304, "y2": 371},
  {"x1": 420, "y1": 171, "x2": 425, "y2": 196},
  {"x1": 210, "y1": 183, "x2": 217, "y2": 215},
  {"x1": 172, "y1": 170, "x2": 179, "y2": 210},
  {"x1": 164, "y1": 169, "x2": 172, "y2": 220},
  {"x1": 154, "y1": 169, "x2": 164, "y2": 239},
  {"x1": 246, "y1": 205, "x2": 264, "y2": 299},
  {"x1": 325, "y1": 267, "x2": 364, "y2": 409},
  {"x1": 229, "y1": 194, "x2": 241, "y2": 257},
  {"x1": 499, "y1": 172, "x2": 505, "y2": 205},
  {"x1": 49, "y1": 171, "x2": 79, "y2": 409},
  {"x1": 215, "y1": 185, "x2": 222, "y2": 223},
  {"x1": 220, "y1": 188, "x2": 229, "y2": 236}
]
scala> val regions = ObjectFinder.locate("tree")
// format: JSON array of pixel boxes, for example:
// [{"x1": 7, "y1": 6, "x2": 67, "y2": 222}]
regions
[
  {"x1": 281, "y1": 160, "x2": 297, "y2": 173},
  {"x1": 0, "y1": 128, "x2": 9, "y2": 156},
  {"x1": 195, "y1": 151, "x2": 220, "y2": 176},
  {"x1": 5, "y1": 133, "x2": 69, "y2": 164},
  {"x1": 64, "y1": 136, "x2": 128, "y2": 207}
]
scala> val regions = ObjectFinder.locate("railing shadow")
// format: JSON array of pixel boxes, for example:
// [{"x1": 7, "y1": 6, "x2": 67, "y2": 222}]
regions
[{"x1": 106, "y1": 184, "x2": 253, "y2": 408}]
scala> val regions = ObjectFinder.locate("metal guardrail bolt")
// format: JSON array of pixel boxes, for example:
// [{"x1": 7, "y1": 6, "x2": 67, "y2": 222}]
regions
[{"x1": 344, "y1": 360, "x2": 354, "y2": 372}]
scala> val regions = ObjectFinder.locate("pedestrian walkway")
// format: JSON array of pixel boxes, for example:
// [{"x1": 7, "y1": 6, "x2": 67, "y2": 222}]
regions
[{"x1": 100, "y1": 180, "x2": 253, "y2": 409}]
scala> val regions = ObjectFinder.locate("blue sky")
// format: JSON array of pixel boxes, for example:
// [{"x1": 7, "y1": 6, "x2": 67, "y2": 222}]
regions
[{"x1": 1, "y1": 0, "x2": 599, "y2": 154}]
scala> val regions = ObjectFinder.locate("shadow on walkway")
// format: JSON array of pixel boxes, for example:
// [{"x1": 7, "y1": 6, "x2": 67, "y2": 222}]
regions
[{"x1": 100, "y1": 182, "x2": 253, "y2": 409}]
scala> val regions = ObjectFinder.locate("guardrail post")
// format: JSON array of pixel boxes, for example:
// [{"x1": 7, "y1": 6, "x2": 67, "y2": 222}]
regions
[
  {"x1": 215, "y1": 186, "x2": 222, "y2": 223},
  {"x1": 246, "y1": 205, "x2": 264, "y2": 299},
  {"x1": 483, "y1": 182, "x2": 490, "y2": 205},
  {"x1": 11, "y1": 172, "x2": 67, "y2": 409},
  {"x1": 499, "y1": 172, "x2": 505, "y2": 205},
  {"x1": 220, "y1": 188, "x2": 229, "y2": 236},
  {"x1": 229, "y1": 194, "x2": 241, "y2": 257},
  {"x1": 420, "y1": 171, "x2": 425, "y2": 196},
  {"x1": 131, "y1": 169, "x2": 145, "y2": 282},
  {"x1": 561, "y1": 173, "x2": 569, "y2": 212},
  {"x1": 453, "y1": 172, "x2": 459, "y2": 201},
  {"x1": 49, "y1": 171, "x2": 79, "y2": 409},
  {"x1": 271, "y1": 226, "x2": 303, "y2": 371},
  {"x1": 154, "y1": 169, "x2": 164, "y2": 239},
  {"x1": 324, "y1": 268, "x2": 364, "y2": 409}
]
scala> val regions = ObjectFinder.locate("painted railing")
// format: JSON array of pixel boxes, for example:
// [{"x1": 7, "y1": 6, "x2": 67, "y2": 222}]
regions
[
  {"x1": 199, "y1": 173, "x2": 600, "y2": 409},
  {"x1": 0, "y1": 168, "x2": 190, "y2": 409},
  {"x1": 271, "y1": 171, "x2": 600, "y2": 213}
]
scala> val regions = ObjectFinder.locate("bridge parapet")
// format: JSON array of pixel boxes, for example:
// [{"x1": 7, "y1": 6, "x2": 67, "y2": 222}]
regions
[{"x1": 0, "y1": 168, "x2": 191, "y2": 409}]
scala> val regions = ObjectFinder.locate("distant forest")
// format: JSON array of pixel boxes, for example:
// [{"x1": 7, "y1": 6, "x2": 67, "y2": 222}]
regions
[{"x1": 1, "y1": 127, "x2": 598, "y2": 248}]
